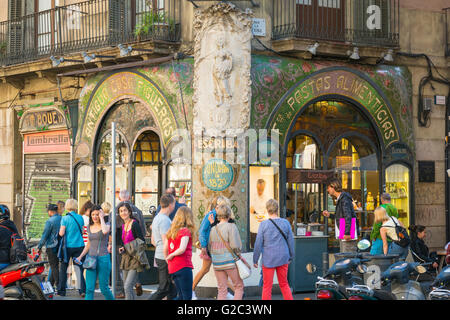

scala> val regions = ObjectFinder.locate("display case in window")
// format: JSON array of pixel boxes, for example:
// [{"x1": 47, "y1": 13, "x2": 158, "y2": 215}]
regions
[
  {"x1": 386, "y1": 164, "x2": 410, "y2": 228},
  {"x1": 77, "y1": 165, "x2": 92, "y2": 212},
  {"x1": 168, "y1": 161, "x2": 192, "y2": 208}
]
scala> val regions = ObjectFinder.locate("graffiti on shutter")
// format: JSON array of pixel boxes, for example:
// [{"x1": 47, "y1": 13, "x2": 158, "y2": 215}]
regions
[{"x1": 23, "y1": 153, "x2": 71, "y2": 240}]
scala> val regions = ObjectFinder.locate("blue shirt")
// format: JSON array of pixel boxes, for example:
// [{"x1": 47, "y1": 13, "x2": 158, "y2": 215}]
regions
[
  {"x1": 155, "y1": 201, "x2": 186, "y2": 220},
  {"x1": 253, "y1": 218, "x2": 294, "y2": 268},
  {"x1": 198, "y1": 209, "x2": 216, "y2": 248},
  {"x1": 38, "y1": 214, "x2": 62, "y2": 250},
  {"x1": 61, "y1": 212, "x2": 85, "y2": 248}
]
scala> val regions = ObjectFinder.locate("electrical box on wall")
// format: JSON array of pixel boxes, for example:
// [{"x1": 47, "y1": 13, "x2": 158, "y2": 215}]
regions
[
  {"x1": 423, "y1": 98, "x2": 432, "y2": 111},
  {"x1": 418, "y1": 161, "x2": 435, "y2": 182}
]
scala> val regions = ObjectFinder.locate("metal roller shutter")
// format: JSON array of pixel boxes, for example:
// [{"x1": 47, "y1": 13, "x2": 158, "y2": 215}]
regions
[{"x1": 23, "y1": 153, "x2": 71, "y2": 241}]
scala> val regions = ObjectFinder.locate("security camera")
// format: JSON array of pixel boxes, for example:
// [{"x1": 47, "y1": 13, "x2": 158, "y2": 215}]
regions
[{"x1": 447, "y1": 169, "x2": 450, "y2": 177}]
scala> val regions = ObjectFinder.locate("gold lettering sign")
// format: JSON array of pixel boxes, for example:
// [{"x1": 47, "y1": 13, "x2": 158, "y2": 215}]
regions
[
  {"x1": 271, "y1": 70, "x2": 400, "y2": 148},
  {"x1": 81, "y1": 72, "x2": 178, "y2": 147}
]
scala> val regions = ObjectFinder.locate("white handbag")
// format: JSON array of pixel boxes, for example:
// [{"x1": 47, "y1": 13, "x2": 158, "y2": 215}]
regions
[
  {"x1": 235, "y1": 257, "x2": 251, "y2": 280},
  {"x1": 216, "y1": 226, "x2": 252, "y2": 280}
]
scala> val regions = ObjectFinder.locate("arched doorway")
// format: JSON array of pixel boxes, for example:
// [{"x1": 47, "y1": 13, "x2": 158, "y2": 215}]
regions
[{"x1": 284, "y1": 99, "x2": 382, "y2": 251}]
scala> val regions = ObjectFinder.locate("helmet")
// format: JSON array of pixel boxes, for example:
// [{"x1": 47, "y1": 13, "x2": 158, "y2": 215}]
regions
[{"x1": 0, "y1": 204, "x2": 10, "y2": 220}]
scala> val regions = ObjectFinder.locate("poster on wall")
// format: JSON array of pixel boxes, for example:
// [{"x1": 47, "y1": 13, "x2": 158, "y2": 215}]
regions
[
  {"x1": 249, "y1": 166, "x2": 276, "y2": 248},
  {"x1": 134, "y1": 166, "x2": 159, "y2": 215}
]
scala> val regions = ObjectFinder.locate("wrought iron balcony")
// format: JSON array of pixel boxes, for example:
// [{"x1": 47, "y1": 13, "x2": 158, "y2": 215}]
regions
[
  {"x1": 0, "y1": 0, "x2": 181, "y2": 67},
  {"x1": 272, "y1": 0, "x2": 399, "y2": 47}
]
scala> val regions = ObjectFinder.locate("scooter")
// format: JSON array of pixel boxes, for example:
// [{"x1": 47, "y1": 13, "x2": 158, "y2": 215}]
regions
[
  {"x1": 428, "y1": 265, "x2": 450, "y2": 300},
  {"x1": 379, "y1": 261, "x2": 432, "y2": 300},
  {"x1": 0, "y1": 248, "x2": 53, "y2": 300}
]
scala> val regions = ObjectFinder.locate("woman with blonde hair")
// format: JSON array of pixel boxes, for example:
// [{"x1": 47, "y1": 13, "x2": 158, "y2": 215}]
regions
[
  {"x1": 208, "y1": 204, "x2": 249, "y2": 300},
  {"x1": 164, "y1": 206, "x2": 196, "y2": 300},
  {"x1": 375, "y1": 206, "x2": 408, "y2": 259},
  {"x1": 193, "y1": 195, "x2": 234, "y2": 299}
]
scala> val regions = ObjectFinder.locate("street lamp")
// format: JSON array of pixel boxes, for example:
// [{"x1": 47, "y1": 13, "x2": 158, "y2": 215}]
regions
[
  {"x1": 307, "y1": 43, "x2": 319, "y2": 55},
  {"x1": 82, "y1": 52, "x2": 115, "y2": 63},
  {"x1": 347, "y1": 47, "x2": 360, "y2": 60},
  {"x1": 50, "y1": 55, "x2": 83, "y2": 67},
  {"x1": 117, "y1": 44, "x2": 153, "y2": 57}
]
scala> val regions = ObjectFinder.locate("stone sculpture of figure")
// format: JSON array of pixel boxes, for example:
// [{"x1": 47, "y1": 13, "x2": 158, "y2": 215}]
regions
[{"x1": 212, "y1": 35, "x2": 233, "y2": 107}]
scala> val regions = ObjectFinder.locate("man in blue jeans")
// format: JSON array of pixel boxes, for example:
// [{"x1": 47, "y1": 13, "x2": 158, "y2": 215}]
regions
[
  {"x1": 57, "y1": 199, "x2": 86, "y2": 297},
  {"x1": 38, "y1": 204, "x2": 62, "y2": 289}
]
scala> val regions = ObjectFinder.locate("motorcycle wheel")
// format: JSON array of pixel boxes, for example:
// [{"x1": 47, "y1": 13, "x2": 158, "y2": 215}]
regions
[{"x1": 22, "y1": 282, "x2": 46, "y2": 300}]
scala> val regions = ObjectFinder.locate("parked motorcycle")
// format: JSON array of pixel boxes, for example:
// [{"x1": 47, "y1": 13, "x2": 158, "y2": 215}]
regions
[
  {"x1": 311, "y1": 240, "x2": 372, "y2": 300},
  {"x1": 379, "y1": 261, "x2": 432, "y2": 300},
  {"x1": 0, "y1": 248, "x2": 53, "y2": 300},
  {"x1": 428, "y1": 265, "x2": 450, "y2": 300}
]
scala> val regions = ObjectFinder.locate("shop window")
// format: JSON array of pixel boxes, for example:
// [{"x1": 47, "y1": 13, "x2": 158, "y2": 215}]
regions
[
  {"x1": 385, "y1": 164, "x2": 410, "y2": 229},
  {"x1": 328, "y1": 136, "x2": 379, "y2": 245},
  {"x1": 249, "y1": 166, "x2": 279, "y2": 249},
  {"x1": 76, "y1": 165, "x2": 92, "y2": 212},
  {"x1": 132, "y1": 131, "x2": 161, "y2": 215},
  {"x1": 168, "y1": 159, "x2": 192, "y2": 208},
  {"x1": 96, "y1": 131, "x2": 129, "y2": 205}
]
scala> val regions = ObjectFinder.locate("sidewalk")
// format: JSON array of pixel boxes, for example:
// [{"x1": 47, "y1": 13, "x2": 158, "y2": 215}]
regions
[{"x1": 52, "y1": 285, "x2": 316, "y2": 301}]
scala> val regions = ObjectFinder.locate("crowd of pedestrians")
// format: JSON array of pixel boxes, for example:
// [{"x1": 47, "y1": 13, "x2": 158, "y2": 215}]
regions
[{"x1": 32, "y1": 186, "x2": 296, "y2": 301}]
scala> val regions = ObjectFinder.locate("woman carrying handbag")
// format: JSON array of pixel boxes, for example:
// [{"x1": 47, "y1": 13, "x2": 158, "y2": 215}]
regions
[
  {"x1": 76, "y1": 205, "x2": 114, "y2": 300},
  {"x1": 208, "y1": 204, "x2": 250, "y2": 300},
  {"x1": 253, "y1": 199, "x2": 294, "y2": 300}
]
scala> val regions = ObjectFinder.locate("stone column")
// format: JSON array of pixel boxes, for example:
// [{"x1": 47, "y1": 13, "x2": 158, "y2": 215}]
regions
[{"x1": 192, "y1": 2, "x2": 253, "y2": 251}]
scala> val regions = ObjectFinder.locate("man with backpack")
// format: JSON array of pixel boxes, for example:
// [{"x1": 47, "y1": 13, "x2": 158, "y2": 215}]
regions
[{"x1": 0, "y1": 204, "x2": 23, "y2": 271}]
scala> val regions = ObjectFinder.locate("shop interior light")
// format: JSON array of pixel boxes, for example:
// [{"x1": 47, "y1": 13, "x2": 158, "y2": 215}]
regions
[
  {"x1": 307, "y1": 42, "x2": 319, "y2": 55},
  {"x1": 82, "y1": 52, "x2": 115, "y2": 63},
  {"x1": 382, "y1": 49, "x2": 394, "y2": 62},
  {"x1": 50, "y1": 55, "x2": 83, "y2": 67},
  {"x1": 347, "y1": 47, "x2": 360, "y2": 60},
  {"x1": 118, "y1": 44, "x2": 153, "y2": 57}
]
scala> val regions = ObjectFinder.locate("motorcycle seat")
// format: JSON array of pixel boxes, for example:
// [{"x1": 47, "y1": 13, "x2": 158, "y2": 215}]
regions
[
  {"x1": 0, "y1": 262, "x2": 30, "y2": 274},
  {"x1": 373, "y1": 289, "x2": 397, "y2": 300}
]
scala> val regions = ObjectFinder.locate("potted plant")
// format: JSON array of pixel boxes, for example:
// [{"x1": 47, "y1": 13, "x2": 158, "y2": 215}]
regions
[{"x1": 134, "y1": 11, "x2": 176, "y2": 41}]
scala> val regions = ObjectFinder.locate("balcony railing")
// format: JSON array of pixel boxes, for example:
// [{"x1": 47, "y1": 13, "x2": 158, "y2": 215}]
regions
[
  {"x1": 272, "y1": 0, "x2": 399, "y2": 47},
  {"x1": 0, "y1": 0, "x2": 181, "y2": 66}
]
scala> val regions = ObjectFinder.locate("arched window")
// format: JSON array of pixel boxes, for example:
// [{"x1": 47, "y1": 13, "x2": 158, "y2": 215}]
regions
[
  {"x1": 385, "y1": 164, "x2": 411, "y2": 230},
  {"x1": 132, "y1": 131, "x2": 162, "y2": 215}
]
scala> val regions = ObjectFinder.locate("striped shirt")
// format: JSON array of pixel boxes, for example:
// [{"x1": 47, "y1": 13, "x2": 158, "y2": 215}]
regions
[
  {"x1": 82, "y1": 215, "x2": 89, "y2": 244},
  {"x1": 208, "y1": 222, "x2": 242, "y2": 271}
]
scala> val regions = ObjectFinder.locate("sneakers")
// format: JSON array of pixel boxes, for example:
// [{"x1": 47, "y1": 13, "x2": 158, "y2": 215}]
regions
[
  {"x1": 226, "y1": 292, "x2": 234, "y2": 300},
  {"x1": 192, "y1": 291, "x2": 198, "y2": 300}
]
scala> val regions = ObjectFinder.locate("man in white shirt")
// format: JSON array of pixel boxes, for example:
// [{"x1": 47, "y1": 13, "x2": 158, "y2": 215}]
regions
[{"x1": 250, "y1": 179, "x2": 270, "y2": 248}]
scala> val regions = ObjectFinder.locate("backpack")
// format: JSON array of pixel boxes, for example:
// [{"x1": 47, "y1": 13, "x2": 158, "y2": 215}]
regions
[
  {"x1": 0, "y1": 225, "x2": 28, "y2": 263},
  {"x1": 388, "y1": 217, "x2": 410, "y2": 248}
]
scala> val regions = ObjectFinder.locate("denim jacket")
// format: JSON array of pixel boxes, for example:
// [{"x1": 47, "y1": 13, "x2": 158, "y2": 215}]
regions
[{"x1": 38, "y1": 214, "x2": 62, "y2": 250}]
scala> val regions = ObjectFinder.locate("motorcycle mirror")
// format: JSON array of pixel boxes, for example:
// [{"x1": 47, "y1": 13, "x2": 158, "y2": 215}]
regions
[
  {"x1": 415, "y1": 265, "x2": 427, "y2": 274},
  {"x1": 306, "y1": 263, "x2": 317, "y2": 274},
  {"x1": 357, "y1": 239, "x2": 371, "y2": 250},
  {"x1": 357, "y1": 264, "x2": 368, "y2": 274}
]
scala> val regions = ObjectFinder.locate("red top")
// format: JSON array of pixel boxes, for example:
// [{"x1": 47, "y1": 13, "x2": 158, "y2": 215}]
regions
[{"x1": 167, "y1": 228, "x2": 193, "y2": 274}]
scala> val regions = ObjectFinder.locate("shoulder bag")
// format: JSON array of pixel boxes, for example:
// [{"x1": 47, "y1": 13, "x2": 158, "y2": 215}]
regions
[
  {"x1": 83, "y1": 230, "x2": 103, "y2": 270},
  {"x1": 387, "y1": 216, "x2": 410, "y2": 248},
  {"x1": 215, "y1": 226, "x2": 251, "y2": 280}
]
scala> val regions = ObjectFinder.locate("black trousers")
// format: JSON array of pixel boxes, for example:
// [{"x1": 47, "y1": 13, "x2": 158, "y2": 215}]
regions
[
  {"x1": 148, "y1": 258, "x2": 177, "y2": 300},
  {"x1": 46, "y1": 247, "x2": 59, "y2": 288}
]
